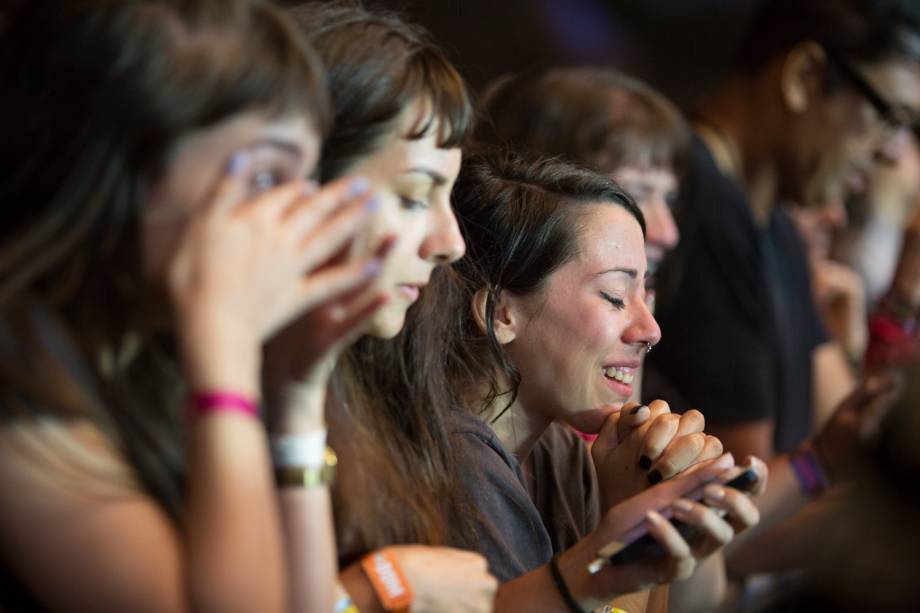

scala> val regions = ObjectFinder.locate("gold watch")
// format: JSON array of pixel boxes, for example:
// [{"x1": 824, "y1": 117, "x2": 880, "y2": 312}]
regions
[{"x1": 275, "y1": 446, "x2": 338, "y2": 488}]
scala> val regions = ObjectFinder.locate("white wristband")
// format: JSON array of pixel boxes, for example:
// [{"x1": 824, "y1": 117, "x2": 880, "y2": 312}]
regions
[{"x1": 271, "y1": 429, "x2": 327, "y2": 467}]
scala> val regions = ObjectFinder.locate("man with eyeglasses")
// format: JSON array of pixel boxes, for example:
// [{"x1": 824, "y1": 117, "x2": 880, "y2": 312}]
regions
[{"x1": 644, "y1": 0, "x2": 920, "y2": 598}]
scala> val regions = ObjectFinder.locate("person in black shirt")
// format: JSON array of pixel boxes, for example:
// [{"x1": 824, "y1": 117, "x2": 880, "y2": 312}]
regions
[{"x1": 646, "y1": 0, "x2": 920, "y2": 577}]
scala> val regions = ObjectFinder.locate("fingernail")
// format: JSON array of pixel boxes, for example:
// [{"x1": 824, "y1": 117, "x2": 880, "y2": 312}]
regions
[
  {"x1": 639, "y1": 455, "x2": 652, "y2": 470},
  {"x1": 364, "y1": 258, "x2": 383, "y2": 278},
  {"x1": 225, "y1": 151, "x2": 252, "y2": 176},
  {"x1": 646, "y1": 509, "x2": 665, "y2": 526},
  {"x1": 672, "y1": 499, "x2": 694, "y2": 514},
  {"x1": 349, "y1": 176, "x2": 370, "y2": 196},
  {"x1": 704, "y1": 485, "x2": 725, "y2": 501},
  {"x1": 630, "y1": 405, "x2": 647, "y2": 415},
  {"x1": 329, "y1": 305, "x2": 347, "y2": 322},
  {"x1": 648, "y1": 469, "x2": 663, "y2": 485},
  {"x1": 364, "y1": 195, "x2": 380, "y2": 213}
]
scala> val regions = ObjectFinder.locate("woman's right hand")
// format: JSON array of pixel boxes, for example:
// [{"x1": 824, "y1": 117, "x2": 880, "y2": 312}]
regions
[
  {"x1": 384, "y1": 546, "x2": 498, "y2": 613},
  {"x1": 168, "y1": 152, "x2": 386, "y2": 393},
  {"x1": 558, "y1": 452, "x2": 742, "y2": 609}
]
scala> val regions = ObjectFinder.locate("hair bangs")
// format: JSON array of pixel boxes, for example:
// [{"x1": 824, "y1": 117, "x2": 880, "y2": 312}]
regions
[{"x1": 403, "y1": 48, "x2": 473, "y2": 149}]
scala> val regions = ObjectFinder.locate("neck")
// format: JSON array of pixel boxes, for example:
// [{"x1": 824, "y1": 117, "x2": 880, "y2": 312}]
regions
[
  {"x1": 697, "y1": 77, "x2": 778, "y2": 227},
  {"x1": 483, "y1": 392, "x2": 552, "y2": 464}
]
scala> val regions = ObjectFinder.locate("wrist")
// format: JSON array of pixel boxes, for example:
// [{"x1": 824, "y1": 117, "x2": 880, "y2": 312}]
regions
[
  {"x1": 179, "y1": 308, "x2": 261, "y2": 396},
  {"x1": 266, "y1": 381, "x2": 328, "y2": 435}
]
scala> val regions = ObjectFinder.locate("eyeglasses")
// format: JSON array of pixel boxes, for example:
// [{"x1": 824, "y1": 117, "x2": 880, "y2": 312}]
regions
[{"x1": 825, "y1": 48, "x2": 920, "y2": 138}]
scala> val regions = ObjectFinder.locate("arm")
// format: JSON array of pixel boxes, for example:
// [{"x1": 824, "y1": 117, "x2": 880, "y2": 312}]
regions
[{"x1": 812, "y1": 341, "x2": 857, "y2": 431}]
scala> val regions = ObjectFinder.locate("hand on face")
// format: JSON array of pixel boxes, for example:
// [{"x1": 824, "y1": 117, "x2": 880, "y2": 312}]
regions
[
  {"x1": 591, "y1": 400, "x2": 724, "y2": 510},
  {"x1": 168, "y1": 153, "x2": 389, "y2": 392}
]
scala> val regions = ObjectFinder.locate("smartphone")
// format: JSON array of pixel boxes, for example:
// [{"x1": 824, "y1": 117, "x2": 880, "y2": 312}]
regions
[{"x1": 587, "y1": 466, "x2": 760, "y2": 573}]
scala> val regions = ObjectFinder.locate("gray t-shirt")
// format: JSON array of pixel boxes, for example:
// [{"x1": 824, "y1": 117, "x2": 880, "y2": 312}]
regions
[{"x1": 446, "y1": 410, "x2": 600, "y2": 582}]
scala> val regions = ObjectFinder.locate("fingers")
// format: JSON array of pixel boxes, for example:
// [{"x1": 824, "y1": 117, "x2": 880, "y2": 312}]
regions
[
  {"x1": 674, "y1": 409, "x2": 705, "y2": 437},
  {"x1": 614, "y1": 402, "x2": 652, "y2": 443},
  {"x1": 208, "y1": 151, "x2": 253, "y2": 216},
  {"x1": 602, "y1": 452, "x2": 735, "y2": 537},
  {"x1": 295, "y1": 193, "x2": 378, "y2": 274},
  {"x1": 669, "y1": 499, "x2": 734, "y2": 558},
  {"x1": 741, "y1": 455, "x2": 769, "y2": 495},
  {"x1": 647, "y1": 432, "x2": 707, "y2": 484},
  {"x1": 595, "y1": 405, "x2": 625, "y2": 450},
  {"x1": 286, "y1": 175, "x2": 374, "y2": 242},
  {"x1": 638, "y1": 412, "x2": 679, "y2": 471},
  {"x1": 645, "y1": 510, "x2": 696, "y2": 582},
  {"x1": 702, "y1": 484, "x2": 761, "y2": 534}
]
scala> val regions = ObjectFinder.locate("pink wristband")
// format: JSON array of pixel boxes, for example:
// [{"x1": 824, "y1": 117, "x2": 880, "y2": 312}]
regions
[{"x1": 190, "y1": 391, "x2": 260, "y2": 419}]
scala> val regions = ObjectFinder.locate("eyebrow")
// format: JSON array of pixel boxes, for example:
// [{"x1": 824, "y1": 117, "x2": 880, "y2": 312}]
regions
[
  {"x1": 595, "y1": 268, "x2": 639, "y2": 279},
  {"x1": 404, "y1": 167, "x2": 448, "y2": 186},
  {"x1": 247, "y1": 138, "x2": 303, "y2": 160}
]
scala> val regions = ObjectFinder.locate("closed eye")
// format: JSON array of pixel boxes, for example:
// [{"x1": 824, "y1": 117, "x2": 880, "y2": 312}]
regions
[
  {"x1": 600, "y1": 290, "x2": 625, "y2": 310},
  {"x1": 399, "y1": 195, "x2": 429, "y2": 211}
]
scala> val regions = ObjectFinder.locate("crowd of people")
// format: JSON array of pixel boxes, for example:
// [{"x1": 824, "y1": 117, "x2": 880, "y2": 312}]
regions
[{"x1": 1, "y1": 0, "x2": 919, "y2": 612}]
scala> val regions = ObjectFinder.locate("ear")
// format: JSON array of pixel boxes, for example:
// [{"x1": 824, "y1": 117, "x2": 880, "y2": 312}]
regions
[
  {"x1": 780, "y1": 41, "x2": 827, "y2": 114},
  {"x1": 471, "y1": 287, "x2": 519, "y2": 345}
]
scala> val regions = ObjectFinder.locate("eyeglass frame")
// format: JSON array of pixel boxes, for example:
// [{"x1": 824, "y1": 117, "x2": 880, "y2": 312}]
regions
[{"x1": 824, "y1": 47, "x2": 920, "y2": 138}]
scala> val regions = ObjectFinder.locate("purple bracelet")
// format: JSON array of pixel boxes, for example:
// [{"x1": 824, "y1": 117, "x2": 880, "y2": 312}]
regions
[
  {"x1": 190, "y1": 391, "x2": 260, "y2": 419},
  {"x1": 789, "y1": 445, "x2": 829, "y2": 497}
]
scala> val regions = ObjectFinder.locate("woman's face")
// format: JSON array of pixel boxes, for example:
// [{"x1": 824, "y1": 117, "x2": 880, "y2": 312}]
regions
[
  {"x1": 143, "y1": 112, "x2": 321, "y2": 286},
  {"x1": 344, "y1": 105, "x2": 465, "y2": 338},
  {"x1": 613, "y1": 165, "x2": 679, "y2": 278},
  {"x1": 501, "y1": 204, "x2": 660, "y2": 434}
]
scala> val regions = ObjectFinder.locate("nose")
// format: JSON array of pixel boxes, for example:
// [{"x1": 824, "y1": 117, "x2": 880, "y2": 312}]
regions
[
  {"x1": 623, "y1": 293, "x2": 662, "y2": 350},
  {"x1": 875, "y1": 128, "x2": 912, "y2": 166},
  {"x1": 420, "y1": 202, "x2": 466, "y2": 264},
  {"x1": 644, "y1": 200, "x2": 680, "y2": 252}
]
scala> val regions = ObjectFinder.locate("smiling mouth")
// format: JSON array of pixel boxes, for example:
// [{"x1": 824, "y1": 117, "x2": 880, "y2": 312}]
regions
[{"x1": 603, "y1": 366, "x2": 635, "y2": 384}]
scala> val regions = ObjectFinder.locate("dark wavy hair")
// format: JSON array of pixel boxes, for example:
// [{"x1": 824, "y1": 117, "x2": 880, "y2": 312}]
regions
[
  {"x1": 290, "y1": 2, "x2": 474, "y2": 562},
  {"x1": 0, "y1": 0, "x2": 328, "y2": 521},
  {"x1": 441, "y1": 148, "x2": 645, "y2": 415}
]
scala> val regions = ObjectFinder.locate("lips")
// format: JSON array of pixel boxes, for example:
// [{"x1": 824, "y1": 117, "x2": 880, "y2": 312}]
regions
[
  {"x1": 601, "y1": 362, "x2": 640, "y2": 398},
  {"x1": 396, "y1": 284, "x2": 422, "y2": 302}
]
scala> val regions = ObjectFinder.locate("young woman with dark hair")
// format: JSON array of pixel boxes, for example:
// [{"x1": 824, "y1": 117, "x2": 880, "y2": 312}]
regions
[
  {"x1": 0, "y1": 1, "x2": 387, "y2": 611},
  {"x1": 285, "y1": 4, "x2": 496, "y2": 612},
  {"x1": 428, "y1": 149, "x2": 767, "y2": 612}
]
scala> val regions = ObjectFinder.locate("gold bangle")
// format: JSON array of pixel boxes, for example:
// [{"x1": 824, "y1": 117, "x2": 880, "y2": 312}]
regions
[{"x1": 274, "y1": 446, "x2": 337, "y2": 487}]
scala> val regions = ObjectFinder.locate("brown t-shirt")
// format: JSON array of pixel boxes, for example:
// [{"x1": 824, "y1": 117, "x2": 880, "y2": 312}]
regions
[{"x1": 446, "y1": 410, "x2": 600, "y2": 582}]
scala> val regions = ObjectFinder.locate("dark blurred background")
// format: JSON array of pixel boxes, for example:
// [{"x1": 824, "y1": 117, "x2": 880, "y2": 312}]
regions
[{"x1": 289, "y1": 0, "x2": 764, "y2": 110}]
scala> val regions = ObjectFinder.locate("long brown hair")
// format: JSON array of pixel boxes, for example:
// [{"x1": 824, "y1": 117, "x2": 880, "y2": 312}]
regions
[
  {"x1": 0, "y1": 0, "x2": 328, "y2": 521},
  {"x1": 290, "y1": 1, "x2": 473, "y2": 562}
]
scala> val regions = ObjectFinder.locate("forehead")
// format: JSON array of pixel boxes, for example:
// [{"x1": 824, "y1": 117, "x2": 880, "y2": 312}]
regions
[
  {"x1": 614, "y1": 165, "x2": 677, "y2": 188},
  {"x1": 862, "y1": 58, "x2": 920, "y2": 110},
  {"x1": 349, "y1": 103, "x2": 462, "y2": 182},
  {"x1": 573, "y1": 204, "x2": 646, "y2": 271}
]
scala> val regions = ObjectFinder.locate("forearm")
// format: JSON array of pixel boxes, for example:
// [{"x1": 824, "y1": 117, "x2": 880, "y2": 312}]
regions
[
  {"x1": 723, "y1": 454, "x2": 810, "y2": 573},
  {"x1": 668, "y1": 554, "x2": 725, "y2": 613},
  {"x1": 182, "y1": 320, "x2": 286, "y2": 612},
  {"x1": 272, "y1": 381, "x2": 337, "y2": 612}
]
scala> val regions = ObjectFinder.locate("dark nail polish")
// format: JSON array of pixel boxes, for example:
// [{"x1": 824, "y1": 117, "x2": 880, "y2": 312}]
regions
[
  {"x1": 630, "y1": 405, "x2": 647, "y2": 415},
  {"x1": 638, "y1": 455, "x2": 652, "y2": 470},
  {"x1": 648, "y1": 469, "x2": 663, "y2": 485}
]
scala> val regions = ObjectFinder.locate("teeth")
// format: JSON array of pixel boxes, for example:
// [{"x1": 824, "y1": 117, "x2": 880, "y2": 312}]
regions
[{"x1": 604, "y1": 367, "x2": 634, "y2": 384}]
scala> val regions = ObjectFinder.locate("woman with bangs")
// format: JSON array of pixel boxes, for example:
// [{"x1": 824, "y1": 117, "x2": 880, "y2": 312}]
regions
[
  {"x1": 282, "y1": 4, "x2": 497, "y2": 612},
  {"x1": 0, "y1": 1, "x2": 387, "y2": 611}
]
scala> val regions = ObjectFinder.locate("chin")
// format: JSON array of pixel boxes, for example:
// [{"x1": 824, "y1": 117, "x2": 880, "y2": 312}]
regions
[{"x1": 366, "y1": 305, "x2": 408, "y2": 339}]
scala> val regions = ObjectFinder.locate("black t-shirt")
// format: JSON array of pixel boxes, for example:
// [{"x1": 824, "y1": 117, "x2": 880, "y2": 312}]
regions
[{"x1": 644, "y1": 135, "x2": 827, "y2": 453}]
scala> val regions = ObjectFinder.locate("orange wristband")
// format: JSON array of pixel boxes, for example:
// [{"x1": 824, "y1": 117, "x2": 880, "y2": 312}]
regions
[{"x1": 361, "y1": 550, "x2": 414, "y2": 612}]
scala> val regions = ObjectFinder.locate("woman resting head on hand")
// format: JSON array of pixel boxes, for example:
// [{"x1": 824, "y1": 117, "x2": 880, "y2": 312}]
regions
[
  {"x1": 0, "y1": 1, "x2": 383, "y2": 611},
  {"x1": 285, "y1": 4, "x2": 497, "y2": 613}
]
